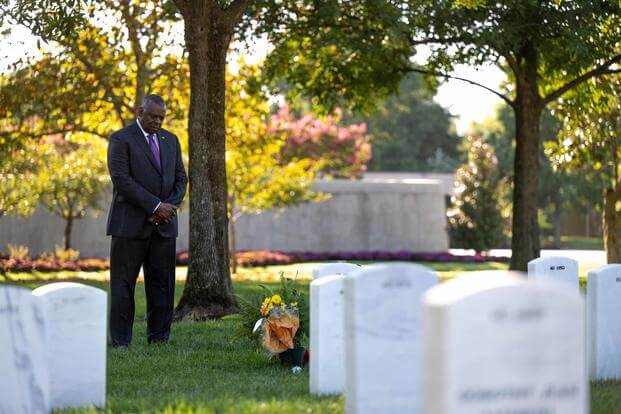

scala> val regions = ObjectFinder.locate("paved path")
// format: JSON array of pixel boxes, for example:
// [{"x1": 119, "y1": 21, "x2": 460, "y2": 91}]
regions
[{"x1": 450, "y1": 248, "x2": 606, "y2": 265}]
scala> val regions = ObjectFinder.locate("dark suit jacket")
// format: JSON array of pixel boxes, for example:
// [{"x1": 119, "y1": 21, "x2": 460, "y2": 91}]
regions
[{"x1": 106, "y1": 122, "x2": 188, "y2": 239}]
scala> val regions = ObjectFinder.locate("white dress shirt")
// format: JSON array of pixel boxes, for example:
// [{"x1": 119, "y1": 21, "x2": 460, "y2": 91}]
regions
[{"x1": 136, "y1": 118, "x2": 160, "y2": 151}]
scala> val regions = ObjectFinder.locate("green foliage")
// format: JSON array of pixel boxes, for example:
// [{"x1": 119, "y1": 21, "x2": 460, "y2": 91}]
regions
[
  {"x1": 39, "y1": 139, "x2": 108, "y2": 220},
  {"x1": 254, "y1": 0, "x2": 621, "y2": 268},
  {"x1": 472, "y1": 104, "x2": 605, "y2": 228},
  {"x1": 254, "y1": 1, "x2": 621, "y2": 114},
  {"x1": 449, "y1": 136, "x2": 505, "y2": 252},
  {"x1": 546, "y1": 75, "x2": 621, "y2": 188},
  {"x1": 350, "y1": 74, "x2": 460, "y2": 172},
  {"x1": 54, "y1": 245, "x2": 80, "y2": 262},
  {"x1": 226, "y1": 66, "x2": 324, "y2": 223},
  {"x1": 0, "y1": 0, "x2": 188, "y2": 150},
  {"x1": 249, "y1": 0, "x2": 412, "y2": 114},
  {"x1": 7, "y1": 244, "x2": 29, "y2": 260},
  {"x1": 0, "y1": 0, "x2": 87, "y2": 42},
  {"x1": 0, "y1": 145, "x2": 41, "y2": 218},
  {"x1": 233, "y1": 291, "x2": 265, "y2": 350},
  {"x1": 453, "y1": 0, "x2": 486, "y2": 8}
]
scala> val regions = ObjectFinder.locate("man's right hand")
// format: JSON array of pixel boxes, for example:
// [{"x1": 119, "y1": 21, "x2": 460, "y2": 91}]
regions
[{"x1": 153, "y1": 202, "x2": 176, "y2": 224}]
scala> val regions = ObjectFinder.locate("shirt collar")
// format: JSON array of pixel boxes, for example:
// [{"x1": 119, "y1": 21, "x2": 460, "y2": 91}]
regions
[{"x1": 136, "y1": 118, "x2": 151, "y2": 139}]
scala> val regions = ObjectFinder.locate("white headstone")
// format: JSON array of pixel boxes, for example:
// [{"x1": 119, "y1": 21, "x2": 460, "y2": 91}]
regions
[
  {"x1": 527, "y1": 256, "x2": 579, "y2": 291},
  {"x1": 587, "y1": 264, "x2": 621, "y2": 379},
  {"x1": 423, "y1": 273, "x2": 587, "y2": 414},
  {"x1": 312, "y1": 262, "x2": 360, "y2": 280},
  {"x1": 310, "y1": 274, "x2": 345, "y2": 395},
  {"x1": 32, "y1": 282, "x2": 107, "y2": 410},
  {"x1": 344, "y1": 263, "x2": 439, "y2": 413},
  {"x1": 0, "y1": 285, "x2": 50, "y2": 414}
]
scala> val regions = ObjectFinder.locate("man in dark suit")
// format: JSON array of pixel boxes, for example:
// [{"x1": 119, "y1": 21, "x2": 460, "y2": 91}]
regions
[{"x1": 106, "y1": 94, "x2": 188, "y2": 346}]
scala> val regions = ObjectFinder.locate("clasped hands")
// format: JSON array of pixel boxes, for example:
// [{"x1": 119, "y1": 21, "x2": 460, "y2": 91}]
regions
[{"x1": 148, "y1": 202, "x2": 176, "y2": 226}]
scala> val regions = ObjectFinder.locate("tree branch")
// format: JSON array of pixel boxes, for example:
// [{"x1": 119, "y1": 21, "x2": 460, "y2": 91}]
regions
[
  {"x1": 410, "y1": 36, "x2": 464, "y2": 46},
  {"x1": 119, "y1": 0, "x2": 153, "y2": 109},
  {"x1": 222, "y1": 0, "x2": 252, "y2": 30},
  {"x1": 0, "y1": 126, "x2": 108, "y2": 141},
  {"x1": 543, "y1": 54, "x2": 621, "y2": 104},
  {"x1": 407, "y1": 67, "x2": 515, "y2": 107},
  {"x1": 56, "y1": 39, "x2": 133, "y2": 120},
  {"x1": 503, "y1": 52, "x2": 519, "y2": 76}
]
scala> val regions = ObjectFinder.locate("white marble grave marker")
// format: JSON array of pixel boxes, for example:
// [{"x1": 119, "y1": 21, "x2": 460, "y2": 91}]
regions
[
  {"x1": 423, "y1": 273, "x2": 587, "y2": 414},
  {"x1": 0, "y1": 285, "x2": 50, "y2": 414},
  {"x1": 528, "y1": 256, "x2": 579, "y2": 291},
  {"x1": 312, "y1": 262, "x2": 360, "y2": 280},
  {"x1": 344, "y1": 263, "x2": 438, "y2": 413},
  {"x1": 310, "y1": 274, "x2": 345, "y2": 395},
  {"x1": 587, "y1": 264, "x2": 621, "y2": 379},
  {"x1": 33, "y1": 282, "x2": 107, "y2": 410}
]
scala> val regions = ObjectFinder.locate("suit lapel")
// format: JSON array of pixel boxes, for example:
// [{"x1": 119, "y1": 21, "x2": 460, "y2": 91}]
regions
[
  {"x1": 157, "y1": 132, "x2": 168, "y2": 177},
  {"x1": 133, "y1": 123, "x2": 162, "y2": 175}
]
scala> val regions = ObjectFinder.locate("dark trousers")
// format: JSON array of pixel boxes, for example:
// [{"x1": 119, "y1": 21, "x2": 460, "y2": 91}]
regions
[{"x1": 109, "y1": 232, "x2": 176, "y2": 345}]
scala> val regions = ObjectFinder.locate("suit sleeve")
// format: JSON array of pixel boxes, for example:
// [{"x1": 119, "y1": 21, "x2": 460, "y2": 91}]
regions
[
  {"x1": 108, "y1": 133, "x2": 161, "y2": 214},
  {"x1": 164, "y1": 136, "x2": 188, "y2": 207}
]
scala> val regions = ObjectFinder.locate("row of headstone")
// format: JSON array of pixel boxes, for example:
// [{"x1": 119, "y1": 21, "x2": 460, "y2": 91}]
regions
[
  {"x1": 587, "y1": 264, "x2": 621, "y2": 379},
  {"x1": 527, "y1": 256, "x2": 579, "y2": 291},
  {"x1": 527, "y1": 256, "x2": 621, "y2": 380},
  {"x1": 310, "y1": 261, "x2": 588, "y2": 413},
  {"x1": 0, "y1": 282, "x2": 107, "y2": 413},
  {"x1": 344, "y1": 263, "x2": 438, "y2": 413},
  {"x1": 424, "y1": 273, "x2": 586, "y2": 414},
  {"x1": 309, "y1": 262, "x2": 361, "y2": 394}
]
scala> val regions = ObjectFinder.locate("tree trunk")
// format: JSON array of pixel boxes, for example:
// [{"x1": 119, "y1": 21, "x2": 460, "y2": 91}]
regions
[
  {"x1": 174, "y1": 5, "x2": 238, "y2": 320},
  {"x1": 553, "y1": 189, "x2": 562, "y2": 249},
  {"x1": 229, "y1": 193, "x2": 238, "y2": 274},
  {"x1": 510, "y1": 43, "x2": 543, "y2": 271},
  {"x1": 230, "y1": 217, "x2": 238, "y2": 274},
  {"x1": 64, "y1": 216, "x2": 73, "y2": 250},
  {"x1": 603, "y1": 187, "x2": 621, "y2": 263}
]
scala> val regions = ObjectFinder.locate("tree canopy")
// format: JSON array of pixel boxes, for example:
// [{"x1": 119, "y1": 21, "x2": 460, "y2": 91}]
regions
[
  {"x1": 253, "y1": 0, "x2": 621, "y2": 269},
  {"x1": 353, "y1": 74, "x2": 460, "y2": 172},
  {"x1": 0, "y1": 0, "x2": 187, "y2": 149}
]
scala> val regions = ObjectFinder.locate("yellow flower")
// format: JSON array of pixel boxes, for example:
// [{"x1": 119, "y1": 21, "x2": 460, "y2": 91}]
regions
[
  {"x1": 290, "y1": 302, "x2": 298, "y2": 307},
  {"x1": 271, "y1": 294, "x2": 282, "y2": 305},
  {"x1": 261, "y1": 297, "x2": 274, "y2": 316}
]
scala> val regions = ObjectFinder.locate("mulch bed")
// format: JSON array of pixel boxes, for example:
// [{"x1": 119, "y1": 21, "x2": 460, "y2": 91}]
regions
[{"x1": 1, "y1": 250, "x2": 509, "y2": 273}]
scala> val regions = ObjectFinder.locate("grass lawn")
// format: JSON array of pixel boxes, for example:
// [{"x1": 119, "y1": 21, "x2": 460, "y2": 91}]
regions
[
  {"x1": 541, "y1": 235, "x2": 604, "y2": 250},
  {"x1": 3, "y1": 262, "x2": 620, "y2": 413}
]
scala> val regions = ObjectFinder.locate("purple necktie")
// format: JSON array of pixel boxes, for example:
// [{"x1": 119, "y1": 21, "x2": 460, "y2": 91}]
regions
[{"x1": 148, "y1": 134, "x2": 161, "y2": 169}]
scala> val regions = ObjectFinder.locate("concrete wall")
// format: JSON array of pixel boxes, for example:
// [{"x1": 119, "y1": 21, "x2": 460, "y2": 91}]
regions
[
  {"x1": 235, "y1": 178, "x2": 448, "y2": 252},
  {"x1": 363, "y1": 172, "x2": 455, "y2": 195},
  {"x1": 0, "y1": 177, "x2": 448, "y2": 257}
]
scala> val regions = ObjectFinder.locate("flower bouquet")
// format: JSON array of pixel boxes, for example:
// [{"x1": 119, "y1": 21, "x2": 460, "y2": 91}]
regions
[{"x1": 236, "y1": 274, "x2": 309, "y2": 372}]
